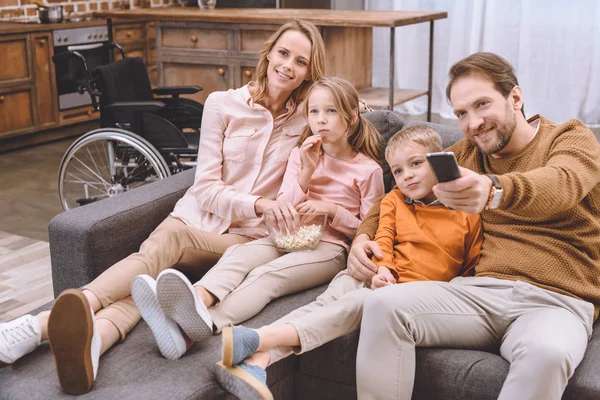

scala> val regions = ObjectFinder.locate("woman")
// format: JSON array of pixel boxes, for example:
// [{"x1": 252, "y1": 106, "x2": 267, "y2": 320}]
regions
[{"x1": 0, "y1": 20, "x2": 325, "y2": 396}]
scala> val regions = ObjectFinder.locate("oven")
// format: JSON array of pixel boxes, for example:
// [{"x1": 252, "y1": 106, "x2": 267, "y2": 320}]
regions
[{"x1": 53, "y1": 26, "x2": 110, "y2": 111}]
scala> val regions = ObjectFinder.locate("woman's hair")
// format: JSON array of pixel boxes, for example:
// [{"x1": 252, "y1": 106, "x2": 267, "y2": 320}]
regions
[
  {"x1": 385, "y1": 125, "x2": 443, "y2": 162},
  {"x1": 297, "y1": 77, "x2": 382, "y2": 163},
  {"x1": 445, "y1": 52, "x2": 525, "y2": 118},
  {"x1": 250, "y1": 20, "x2": 325, "y2": 105}
]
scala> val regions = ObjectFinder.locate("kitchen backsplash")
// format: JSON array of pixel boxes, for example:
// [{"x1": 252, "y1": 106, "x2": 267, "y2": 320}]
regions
[{"x1": 0, "y1": 0, "x2": 177, "y2": 22}]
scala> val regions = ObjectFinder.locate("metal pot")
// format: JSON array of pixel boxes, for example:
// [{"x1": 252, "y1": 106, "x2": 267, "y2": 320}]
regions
[{"x1": 37, "y1": 4, "x2": 63, "y2": 24}]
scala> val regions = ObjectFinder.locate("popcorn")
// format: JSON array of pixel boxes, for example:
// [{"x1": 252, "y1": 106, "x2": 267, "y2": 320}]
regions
[{"x1": 273, "y1": 224, "x2": 323, "y2": 252}]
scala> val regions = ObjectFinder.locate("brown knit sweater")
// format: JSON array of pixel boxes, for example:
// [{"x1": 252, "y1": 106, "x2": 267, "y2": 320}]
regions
[{"x1": 357, "y1": 115, "x2": 600, "y2": 313}]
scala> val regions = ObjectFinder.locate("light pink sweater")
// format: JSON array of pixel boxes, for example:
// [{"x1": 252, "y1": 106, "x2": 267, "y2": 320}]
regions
[
  {"x1": 278, "y1": 146, "x2": 384, "y2": 250},
  {"x1": 171, "y1": 85, "x2": 306, "y2": 238}
]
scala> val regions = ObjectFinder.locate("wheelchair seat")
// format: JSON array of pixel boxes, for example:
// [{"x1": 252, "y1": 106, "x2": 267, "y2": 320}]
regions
[{"x1": 92, "y1": 57, "x2": 202, "y2": 151}]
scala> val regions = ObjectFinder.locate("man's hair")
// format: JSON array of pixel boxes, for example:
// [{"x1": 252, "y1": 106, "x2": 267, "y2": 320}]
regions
[
  {"x1": 385, "y1": 125, "x2": 443, "y2": 161},
  {"x1": 445, "y1": 52, "x2": 526, "y2": 118}
]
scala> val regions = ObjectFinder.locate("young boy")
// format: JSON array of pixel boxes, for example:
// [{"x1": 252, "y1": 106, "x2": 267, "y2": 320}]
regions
[{"x1": 213, "y1": 125, "x2": 483, "y2": 400}]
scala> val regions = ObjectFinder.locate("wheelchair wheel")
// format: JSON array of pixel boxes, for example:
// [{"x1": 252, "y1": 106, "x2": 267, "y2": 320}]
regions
[{"x1": 58, "y1": 128, "x2": 171, "y2": 211}]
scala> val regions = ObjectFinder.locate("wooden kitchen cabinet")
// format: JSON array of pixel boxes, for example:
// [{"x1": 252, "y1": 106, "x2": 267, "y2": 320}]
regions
[
  {"x1": 0, "y1": 31, "x2": 58, "y2": 139},
  {"x1": 32, "y1": 32, "x2": 58, "y2": 129},
  {"x1": 0, "y1": 35, "x2": 29, "y2": 84},
  {"x1": 0, "y1": 88, "x2": 35, "y2": 138},
  {"x1": 156, "y1": 22, "x2": 277, "y2": 103}
]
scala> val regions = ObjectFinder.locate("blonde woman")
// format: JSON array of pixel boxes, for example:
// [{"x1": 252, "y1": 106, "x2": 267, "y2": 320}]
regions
[{"x1": 0, "y1": 20, "x2": 325, "y2": 396}]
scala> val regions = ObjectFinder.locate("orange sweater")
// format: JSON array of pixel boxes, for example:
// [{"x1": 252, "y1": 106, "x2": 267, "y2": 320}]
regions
[{"x1": 373, "y1": 188, "x2": 483, "y2": 283}]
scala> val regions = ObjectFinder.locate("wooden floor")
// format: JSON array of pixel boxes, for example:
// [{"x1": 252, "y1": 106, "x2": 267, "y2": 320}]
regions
[{"x1": 0, "y1": 231, "x2": 53, "y2": 322}]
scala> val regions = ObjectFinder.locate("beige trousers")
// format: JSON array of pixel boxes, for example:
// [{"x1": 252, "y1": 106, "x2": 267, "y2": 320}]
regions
[
  {"x1": 265, "y1": 269, "x2": 370, "y2": 364},
  {"x1": 84, "y1": 216, "x2": 250, "y2": 338},
  {"x1": 356, "y1": 276, "x2": 595, "y2": 400},
  {"x1": 196, "y1": 237, "x2": 347, "y2": 332}
]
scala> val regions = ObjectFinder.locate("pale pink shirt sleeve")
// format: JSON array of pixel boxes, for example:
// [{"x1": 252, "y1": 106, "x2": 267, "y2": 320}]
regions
[
  {"x1": 276, "y1": 147, "x2": 308, "y2": 205},
  {"x1": 330, "y1": 166, "x2": 385, "y2": 240},
  {"x1": 188, "y1": 92, "x2": 259, "y2": 222}
]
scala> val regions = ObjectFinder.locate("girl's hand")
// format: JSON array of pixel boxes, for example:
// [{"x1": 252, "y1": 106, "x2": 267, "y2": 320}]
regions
[
  {"x1": 296, "y1": 200, "x2": 337, "y2": 219},
  {"x1": 371, "y1": 266, "x2": 395, "y2": 289},
  {"x1": 255, "y1": 198, "x2": 300, "y2": 234},
  {"x1": 299, "y1": 135, "x2": 322, "y2": 174}
]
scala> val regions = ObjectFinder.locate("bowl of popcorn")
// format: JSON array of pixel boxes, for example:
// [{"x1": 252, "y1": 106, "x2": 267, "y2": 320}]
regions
[{"x1": 265, "y1": 212, "x2": 327, "y2": 252}]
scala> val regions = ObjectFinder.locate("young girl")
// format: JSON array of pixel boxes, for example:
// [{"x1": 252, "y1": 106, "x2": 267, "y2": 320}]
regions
[{"x1": 132, "y1": 77, "x2": 385, "y2": 363}]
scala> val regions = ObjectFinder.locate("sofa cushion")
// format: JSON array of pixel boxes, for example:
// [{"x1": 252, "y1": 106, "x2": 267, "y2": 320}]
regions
[
  {"x1": 296, "y1": 319, "x2": 600, "y2": 400},
  {"x1": 404, "y1": 120, "x2": 465, "y2": 150},
  {"x1": 0, "y1": 285, "x2": 329, "y2": 399}
]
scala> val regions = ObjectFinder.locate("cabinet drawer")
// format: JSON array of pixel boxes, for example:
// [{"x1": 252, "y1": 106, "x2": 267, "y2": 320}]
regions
[
  {"x1": 115, "y1": 44, "x2": 146, "y2": 63},
  {"x1": 0, "y1": 36, "x2": 30, "y2": 84},
  {"x1": 114, "y1": 24, "x2": 144, "y2": 43},
  {"x1": 146, "y1": 22, "x2": 156, "y2": 40},
  {"x1": 240, "y1": 66, "x2": 256, "y2": 86},
  {"x1": 59, "y1": 105, "x2": 99, "y2": 126},
  {"x1": 161, "y1": 27, "x2": 233, "y2": 51},
  {"x1": 0, "y1": 89, "x2": 35, "y2": 136},
  {"x1": 163, "y1": 62, "x2": 232, "y2": 104},
  {"x1": 240, "y1": 29, "x2": 277, "y2": 53}
]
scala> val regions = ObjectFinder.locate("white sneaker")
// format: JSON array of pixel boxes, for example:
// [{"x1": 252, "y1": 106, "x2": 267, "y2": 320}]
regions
[
  {"x1": 156, "y1": 269, "x2": 213, "y2": 342},
  {"x1": 48, "y1": 289, "x2": 100, "y2": 395},
  {"x1": 131, "y1": 274, "x2": 187, "y2": 359},
  {"x1": 0, "y1": 314, "x2": 42, "y2": 365}
]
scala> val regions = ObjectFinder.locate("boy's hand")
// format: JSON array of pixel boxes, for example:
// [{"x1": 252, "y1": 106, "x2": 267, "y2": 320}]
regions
[{"x1": 371, "y1": 266, "x2": 395, "y2": 289}]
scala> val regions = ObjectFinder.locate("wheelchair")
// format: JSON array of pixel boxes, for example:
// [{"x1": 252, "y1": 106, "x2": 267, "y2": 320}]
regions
[{"x1": 53, "y1": 43, "x2": 203, "y2": 211}]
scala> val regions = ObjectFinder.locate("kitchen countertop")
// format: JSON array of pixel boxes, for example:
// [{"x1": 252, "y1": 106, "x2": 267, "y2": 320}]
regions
[
  {"x1": 0, "y1": 19, "x2": 105, "y2": 35},
  {"x1": 94, "y1": 7, "x2": 447, "y2": 28},
  {"x1": 0, "y1": 17, "x2": 151, "y2": 35}
]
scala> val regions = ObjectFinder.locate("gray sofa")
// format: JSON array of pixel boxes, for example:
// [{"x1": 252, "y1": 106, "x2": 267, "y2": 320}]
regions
[{"x1": 2, "y1": 111, "x2": 599, "y2": 399}]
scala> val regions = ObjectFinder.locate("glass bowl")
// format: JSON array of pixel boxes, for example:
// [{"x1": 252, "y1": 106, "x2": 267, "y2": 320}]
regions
[{"x1": 265, "y1": 212, "x2": 328, "y2": 252}]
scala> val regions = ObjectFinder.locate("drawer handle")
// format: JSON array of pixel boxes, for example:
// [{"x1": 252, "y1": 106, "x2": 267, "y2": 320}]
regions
[
  {"x1": 39, "y1": 39, "x2": 46, "y2": 45},
  {"x1": 217, "y1": 68, "x2": 225, "y2": 76},
  {"x1": 88, "y1": 109, "x2": 93, "y2": 116},
  {"x1": 243, "y1": 70, "x2": 252, "y2": 78},
  {"x1": 0, "y1": 96, "x2": 4, "y2": 103},
  {"x1": 126, "y1": 32, "x2": 133, "y2": 38},
  {"x1": 190, "y1": 35, "x2": 198, "y2": 43}
]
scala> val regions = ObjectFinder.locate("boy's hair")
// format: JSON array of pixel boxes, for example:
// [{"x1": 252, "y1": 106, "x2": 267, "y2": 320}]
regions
[
  {"x1": 297, "y1": 77, "x2": 382, "y2": 162},
  {"x1": 445, "y1": 52, "x2": 526, "y2": 118},
  {"x1": 250, "y1": 20, "x2": 325, "y2": 105},
  {"x1": 385, "y1": 125, "x2": 443, "y2": 161}
]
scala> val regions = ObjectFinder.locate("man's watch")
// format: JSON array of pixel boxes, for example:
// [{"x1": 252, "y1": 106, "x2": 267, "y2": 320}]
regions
[{"x1": 485, "y1": 174, "x2": 503, "y2": 210}]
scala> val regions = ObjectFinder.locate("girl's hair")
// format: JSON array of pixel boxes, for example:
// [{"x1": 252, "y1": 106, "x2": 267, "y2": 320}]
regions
[
  {"x1": 385, "y1": 125, "x2": 443, "y2": 162},
  {"x1": 297, "y1": 77, "x2": 382, "y2": 163},
  {"x1": 250, "y1": 20, "x2": 325, "y2": 105}
]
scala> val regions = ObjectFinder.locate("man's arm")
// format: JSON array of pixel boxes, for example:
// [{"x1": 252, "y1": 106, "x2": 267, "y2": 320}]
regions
[
  {"x1": 347, "y1": 196, "x2": 384, "y2": 282},
  {"x1": 437, "y1": 122, "x2": 600, "y2": 215}
]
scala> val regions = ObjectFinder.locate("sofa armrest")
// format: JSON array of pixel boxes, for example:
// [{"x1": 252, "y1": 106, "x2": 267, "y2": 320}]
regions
[{"x1": 48, "y1": 168, "x2": 195, "y2": 297}]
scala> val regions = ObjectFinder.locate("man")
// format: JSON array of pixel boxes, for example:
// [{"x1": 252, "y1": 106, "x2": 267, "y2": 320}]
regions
[{"x1": 348, "y1": 52, "x2": 600, "y2": 400}]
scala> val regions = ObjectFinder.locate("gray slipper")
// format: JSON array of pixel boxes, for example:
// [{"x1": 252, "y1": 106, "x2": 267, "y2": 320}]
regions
[
  {"x1": 222, "y1": 326, "x2": 259, "y2": 367},
  {"x1": 215, "y1": 361, "x2": 272, "y2": 400}
]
